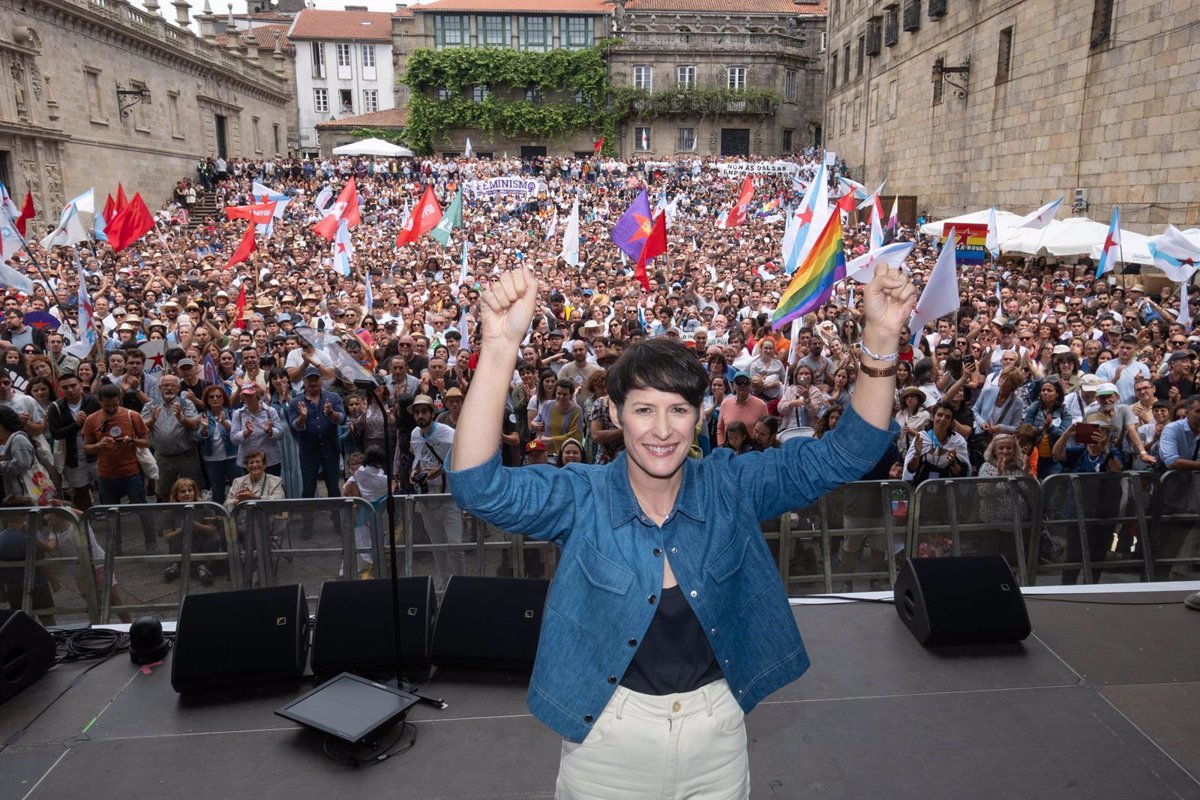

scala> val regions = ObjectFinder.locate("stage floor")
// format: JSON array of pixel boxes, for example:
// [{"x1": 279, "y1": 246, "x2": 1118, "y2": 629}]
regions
[{"x1": 3, "y1": 585, "x2": 1199, "y2": 800}]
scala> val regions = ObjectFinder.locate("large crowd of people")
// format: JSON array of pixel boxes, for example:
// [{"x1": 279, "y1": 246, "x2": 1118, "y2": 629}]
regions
[{"x1": 1, "y1": 149, "x2": 1198, "y2": 602}]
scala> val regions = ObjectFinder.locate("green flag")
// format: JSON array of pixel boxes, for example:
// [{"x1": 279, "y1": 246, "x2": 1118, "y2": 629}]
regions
[{"x1": 429, "y1": 187, "x2": 463, "y2": 247}]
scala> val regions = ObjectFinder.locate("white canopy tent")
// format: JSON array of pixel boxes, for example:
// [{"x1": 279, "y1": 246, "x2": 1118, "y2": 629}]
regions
[{"x1": 331, "y1": 138, "x2": 414, "y2": 157}]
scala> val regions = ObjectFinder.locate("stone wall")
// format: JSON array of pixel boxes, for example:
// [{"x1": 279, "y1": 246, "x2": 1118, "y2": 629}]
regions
[
  {"x1": 608, "y1": 18, "x2": 826, "y2": 158},
  {"x1": 823, "y1": 0, "x2": 1200, "y2": 233},
  {"x1": 1, "y1": 0, "x2": 290, "y2": 233}
]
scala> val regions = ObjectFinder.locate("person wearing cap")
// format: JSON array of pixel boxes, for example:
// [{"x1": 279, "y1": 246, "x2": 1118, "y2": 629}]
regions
[
  {"x1": 231, "y1": 381, "x2": 284, "y2": 473},
  {"x1": 408, "y1": 392, "x2": 465, "y2": 581},
  {"x1": 717, "y1": 370, "x2": 768, "y2": 447},
  {"x1": 447, "y1": 265, "x2": 915, "y2": 795},
  {"x1": 1154, "y1": 350, "x2": 1196, "y2": 404},
  {"x1": 1086, "y1": 382, "x2": 1155, "y2": 467},
  {"x1": 524, "y1": 437, "x2": 549, "y2": 466},
  {"x1": 286, "y1": 364, "x2": 346, "y2": 527},
  {"x1": 1095, "y1": 333, "x2": 1149, "y2": 404}
]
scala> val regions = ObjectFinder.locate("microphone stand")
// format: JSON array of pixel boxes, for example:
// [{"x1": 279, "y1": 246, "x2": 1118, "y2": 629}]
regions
[{"x1": 358, "y1": 376, "x2": 446, "y2": 710}]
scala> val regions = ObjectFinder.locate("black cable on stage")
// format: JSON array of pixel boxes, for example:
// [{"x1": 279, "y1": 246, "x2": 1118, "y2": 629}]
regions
[
  {"x1": 321, "y1": 719, "x2": 418, "y2": 768},
  {"x1": 51, "y1": 627, "x2": 139, "y2": 663}
]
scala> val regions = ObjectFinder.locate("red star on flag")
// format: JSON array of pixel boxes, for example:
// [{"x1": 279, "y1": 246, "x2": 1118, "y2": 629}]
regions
[
  {"x1": 149, "y1": 351, "x2": 165, "y2": 371},
  {"x1": 797, "y1": 206, "x2": 814, "y2": 226},
  {"x1": 1102, "y1": 233, "x2": 1117, "y2": 252},
  {"x1": 630, "y1": 212, "x2": 651, "y2": 243}
]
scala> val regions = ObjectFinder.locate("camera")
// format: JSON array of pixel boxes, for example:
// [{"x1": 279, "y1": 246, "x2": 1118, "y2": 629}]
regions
[{"x1": 412, "y1": 472, "x2": 430, "y2": 494}]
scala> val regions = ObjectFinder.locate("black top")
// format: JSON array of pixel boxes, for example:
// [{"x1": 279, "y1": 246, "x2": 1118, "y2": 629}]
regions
[{"x1": 620, "y1": 585, "x2": 724, "y2": 695}]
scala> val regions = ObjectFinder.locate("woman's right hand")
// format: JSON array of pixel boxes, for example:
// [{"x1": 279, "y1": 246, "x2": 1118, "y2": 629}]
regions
[{"x1": 480, "y1": 267, "x2": 539, "y2": 349}]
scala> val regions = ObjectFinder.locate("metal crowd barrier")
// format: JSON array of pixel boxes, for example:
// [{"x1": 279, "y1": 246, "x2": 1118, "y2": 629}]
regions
[
  {"x1": 5, "y1": 469, "x2": 1198, "y2": 626},
  {"x1": 775, "y1": 480, "x2": 913, "y2": 594},
  {"x1": 82, "y1": 502, "x2": 239, "y2": 622},
  {"x1": 0, "y1": 505, "x2": 96, "y2": 624}
]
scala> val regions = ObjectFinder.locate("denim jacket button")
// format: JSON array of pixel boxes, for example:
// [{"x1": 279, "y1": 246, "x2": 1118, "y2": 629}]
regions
[
  {"x1": 584, "y1": 714, "x2": 594, "y2": 724},
  {"x1": 670, "y1": 546, "x2": 678, "y2": 554},
  {"x1": 690, "y1": 590, "x2": 698, "y2": 598},
  {"x1": 628, "y1": 638, "x2": 637, "y2": 647},
  {"x1": 653, "y1": 547, "x2": 662, "y2": 556},
  {"x1": 648, "y1": 594, "x2": 656, "y2": 604},
  {"x1": 710, "y1": 627, "x2": 717, "y2": 634},
  {"x1": 607, "y1": 675, "x2": 617, "y2": 684}
]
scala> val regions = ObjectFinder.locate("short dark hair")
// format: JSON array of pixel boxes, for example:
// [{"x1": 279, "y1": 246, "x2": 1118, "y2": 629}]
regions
[
  {"x1": 98, "y1": 384, "x2": 122, "y2": 401},
  {"x1": 1120, "y1": 333, "x2": 1138, "y2": 345},
  {"x1": 606, "y1": 338, "x2": 708, "y2": 411},
  {"x1": 0, "y1": 405, "x2": 23, "y2": 434}
]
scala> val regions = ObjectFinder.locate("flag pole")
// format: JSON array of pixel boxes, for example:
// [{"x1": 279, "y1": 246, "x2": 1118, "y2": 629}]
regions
[{"x1": 153, "y1": 220, "x2": 187, "y2": 273}]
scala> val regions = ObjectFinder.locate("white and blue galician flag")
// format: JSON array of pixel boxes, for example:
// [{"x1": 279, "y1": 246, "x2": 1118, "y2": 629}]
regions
[
  {"x1": 1016, "y1": 197, "x2": 1062, "y2": 230},
  {"x1": 364, "y1": 268, "x2": 374, "y2": 316},
  {"x1": 986, "y1": 206, "x2": 1001, "y2": 260},
  {"x1": 251, "y1": 181, "x2": 289, "y2": 236},
  {"x1": 1095, "y1": 206, "x2": 1122, "y2": 278},
  {"x1": 332, "y1": 219, "x2": 353, "y2": 276},
  {"x1": 39, "y1": 195, "x2": 91, "y2": 250}
]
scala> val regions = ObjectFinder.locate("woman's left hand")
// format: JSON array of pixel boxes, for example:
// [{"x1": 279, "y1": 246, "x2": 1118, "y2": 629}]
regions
[{"x1": 861, "y1": 262, "x2": 918, "y2": 342}]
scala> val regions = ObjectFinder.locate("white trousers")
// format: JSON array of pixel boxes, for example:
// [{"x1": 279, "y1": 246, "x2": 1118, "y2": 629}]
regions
[{"x1": 555, "y1": 679, "x2": 750, "y2": 800}]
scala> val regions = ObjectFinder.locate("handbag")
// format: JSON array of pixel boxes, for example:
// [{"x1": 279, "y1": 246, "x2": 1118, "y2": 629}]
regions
[{"x1": 10, "y1": 432, "x2": 58, "y2": 506}]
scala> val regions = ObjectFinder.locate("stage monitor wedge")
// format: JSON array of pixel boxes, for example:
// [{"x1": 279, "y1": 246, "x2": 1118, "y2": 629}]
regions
[
  {"x1": 432, "y1": 576, "x2": 549, "y2": 671},
  {"x1": 895, "y1": 556, "x2": 1031, "y2": 646},
  {"x1": 172, "y1": 584, "x2": 309, "y2": 693},
  {"x1": 0, "y1": 609, "x2": 55, "y2": 705},
  {"x1": 311, "y1": 577, "x2": 436, "y2": 678}
]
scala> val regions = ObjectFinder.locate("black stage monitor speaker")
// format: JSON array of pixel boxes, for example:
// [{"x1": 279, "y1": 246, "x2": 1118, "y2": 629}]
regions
[
  {"x1": 172, "y1": 584, "x2": 309, "y2": 693},
  {"x1": 432, "y1": 576, "x2": 549, "y2": 671},
  {"x1": 894, "y1": 556, "x2": 1031, "y2": 646},
  {"x1": 311, "y1": 577, "x2": 436, "y2": 678},
  {"x1": 0, "y1": 610, "x2": 55, "y2": 704}
]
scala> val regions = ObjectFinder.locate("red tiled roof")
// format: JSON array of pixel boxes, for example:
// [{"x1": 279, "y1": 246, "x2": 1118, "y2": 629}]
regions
[
  {"x1": 316, "y1": 108, "x2": 408, "y2": 129},
  {"x1": 625, "y1": 0, "x2": 826, "y2": 13},
  {"x1": 215, "y1": 23, "x2": 294, "y2": 51},
  {"x1": 394, "y1": 5, "x2": 414, "y2": 16},
  {"x1": 417, "y1": 0, "x2": 609, "y2": 13},
  {"x1": 288, "y1": 9, "x2": 396, "y2": 41}
]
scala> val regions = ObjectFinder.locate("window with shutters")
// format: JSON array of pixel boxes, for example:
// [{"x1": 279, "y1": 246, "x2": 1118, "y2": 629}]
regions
[
  {"x1": 932, "y1": 57, "x2": 943, "y2": 105},
  {"x1": 677, "y1": 65, "x2": 696, "y2": 89},
  {"x1": 727, "y1": 66, "x2": 747, "y2": 91},
  {"x1": 434, "y1": 15, "x2": 470, "y2": 48},
  {"x1": 857, "y1": 34, "x2": 865, "y2": 76},
  {"x1": 830, "y1": 52, "x2": 838, "y2": 90},
  {"x1": 842, "y1": 44, "x2": 850, "y2": 83},
  {"x1": 633, "y1": 65, "x2": 653, "y2": 91},
  {"x1": 784, "y1": 69, "x2": 797, "y2": 101},
  {"x1": 929, "y1": 0, "x2": 947, "y2": 19},
  {"x1": 884, "y1": 5, "x2": 900, "y2": 45},
  {"x1": 996, "y1": 26, "x2": 1013, "y2": 84},
  {"x1": 519, "y1": 16, "x2": 552, "y2": 51},
  {"x1": 866, "y1": 16, "x2": 882, "y2": 55},
  {"x1": 563, "y1": 16, "x2": 593, "y2": 49},
  {"x1": 677, "y1": 127, "x2": 696, "y2": 151},
  {"x1": 903, "y1": 0, "x2": 921, "y2": 32}
]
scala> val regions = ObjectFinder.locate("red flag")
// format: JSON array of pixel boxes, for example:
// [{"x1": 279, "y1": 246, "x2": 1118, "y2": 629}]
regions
[
  {"x1": 395, "y1": 186, "x2": 443, "y2": 247},
  {"x1": 16, "y1": 193, "x2": 35, "y2": 237},
  {"x1": 312, "y1": 178, "x2": 360, "y2": 240},
  {"x1": 593, "y1": 136, "x2": 604, "y2": 156},
  {"x1": 102, "y1": 194, "x2": 116, "y2": 225},
  {"x1": 634, "y1": 213, "x2": 668, "y2": 292},
  {"x1": 106, "y1": 193, "x2": 155, "y2": 252},
  {"x1": 723, "y1": 176, "x2": 755, "y2": 229},
  {"x1": 224, "y1": 223, "x2": 256, "y2": 269},
  {"x1": 836, "y1": 192, "x2": 858, "y2": 215},
  {"x1": 225, "y1": 201, "x2": 277, "y2": 227},
  {"x1": 232, "y1": 283, "x2": 247, "y2": 328},
  {"x1": 115, "y1": 184, "x2": 129, "y2": 213}
]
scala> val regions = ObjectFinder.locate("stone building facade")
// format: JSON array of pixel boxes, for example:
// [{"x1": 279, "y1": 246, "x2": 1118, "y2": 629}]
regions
[
  {"x1": 608, "y1": 0, "x2": 827, "y2": 158},
  {"x1": 288, "y1": 8, "x2": 397, "y2": 155},
  {"x1": 823, "y1": 0, "x2": 1200, "y2": 232},
  {"x1": 0, "y1": 0, "x2": 290, "y2": 233}
]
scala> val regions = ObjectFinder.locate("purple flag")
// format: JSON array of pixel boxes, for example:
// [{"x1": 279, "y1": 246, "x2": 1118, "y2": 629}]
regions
[{"x1": 610, "y1": 189, "x2": 653, "y2": 261}]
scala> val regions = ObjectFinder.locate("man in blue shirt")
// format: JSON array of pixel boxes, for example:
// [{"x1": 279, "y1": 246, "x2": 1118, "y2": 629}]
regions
[
  {"x1": 449, "y1": 263, "x2": 916, "y2": 799},
  {"x1": 1158, "y1": 397, "x2": 1200, "y2": 607},
  {"x1": 286, "y1": 364, "x2": 345, "y2": 538}
]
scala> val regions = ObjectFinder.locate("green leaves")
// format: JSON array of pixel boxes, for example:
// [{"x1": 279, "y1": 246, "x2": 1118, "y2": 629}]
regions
[
  {"x1": 610, "y1": 87, "x2": 781, "y2": 118},
  {"x1": 401, "y1": 46, "x2": 611, "y2": 154}
]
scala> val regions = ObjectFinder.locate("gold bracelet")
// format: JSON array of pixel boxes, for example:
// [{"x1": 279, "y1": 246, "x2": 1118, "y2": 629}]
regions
[{"x1": 858, "y1": 361, "x2": 898, "y2": 378}]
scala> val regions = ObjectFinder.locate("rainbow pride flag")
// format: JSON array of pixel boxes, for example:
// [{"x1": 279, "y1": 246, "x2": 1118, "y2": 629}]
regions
[{"x1": 771, "y1": 212, "x2": 846, "y2": 330}]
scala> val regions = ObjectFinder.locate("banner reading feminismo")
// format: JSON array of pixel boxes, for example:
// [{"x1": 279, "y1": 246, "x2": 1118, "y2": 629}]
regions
[
  {"x1": 714, "y1": 161, "x2": 801, "y2": 176},
  {"x1": 463, "y1": 177, "x2": 542, "y2": 198}
]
